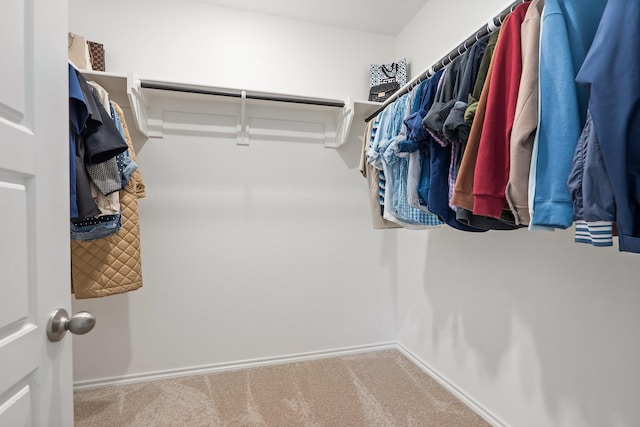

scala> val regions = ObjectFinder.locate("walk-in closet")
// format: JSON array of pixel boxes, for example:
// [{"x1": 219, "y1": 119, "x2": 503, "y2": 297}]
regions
[{"x1": 1, "y1": 0, "x2": 638, "y2": 426}]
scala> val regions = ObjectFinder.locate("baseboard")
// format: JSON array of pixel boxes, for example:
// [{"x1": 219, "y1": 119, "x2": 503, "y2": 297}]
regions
[
  {"x1": 394, "y1": 342, "x2": 508, "y2": 427},
  {"x1": 73, "y1": 342, "x2": 397, "y2": 391}
]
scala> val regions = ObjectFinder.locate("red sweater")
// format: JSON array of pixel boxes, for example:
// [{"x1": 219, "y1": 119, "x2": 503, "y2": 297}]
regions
[{"x1": 472, "y1": 2, "x2": 530, "y2": 218}]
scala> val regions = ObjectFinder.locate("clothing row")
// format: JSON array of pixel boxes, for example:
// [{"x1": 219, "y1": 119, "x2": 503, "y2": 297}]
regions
[
  {"x1": 360, "y1": 0, "x2": 640, "y2": 254},
  {"x1": 68, "y1": 64, "x2": 146, "y2": 298}
]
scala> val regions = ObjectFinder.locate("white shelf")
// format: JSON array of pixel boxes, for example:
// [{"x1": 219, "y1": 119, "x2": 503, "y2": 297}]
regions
[
  {"x1": 80, "y1": 70, "x2": 134, "y2": 117},
  {"x1": 80, "y1": 71, "x2": 375, "y2": 149},
  {"x1": 80, "y1": 70, "x2": 146, "y2": 145}
]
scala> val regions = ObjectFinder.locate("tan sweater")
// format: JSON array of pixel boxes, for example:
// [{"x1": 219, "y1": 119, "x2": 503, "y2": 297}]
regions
[{"x1": 505, "y1": 0, "x2": 545, "y2": 225}]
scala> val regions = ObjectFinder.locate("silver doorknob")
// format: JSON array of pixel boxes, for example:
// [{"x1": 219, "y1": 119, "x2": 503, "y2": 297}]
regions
[{"x1": 46, "y1": 308, "x2": 96, "y2": 342}]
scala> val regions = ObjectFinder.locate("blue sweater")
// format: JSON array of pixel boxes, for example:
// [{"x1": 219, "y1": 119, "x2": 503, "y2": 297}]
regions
[
  {"x1": 576, "y1": 0, "x2": 640, "y2": 253},
  {"x1": 530, "y1": 0, "x2": 606, "y2": 229}
]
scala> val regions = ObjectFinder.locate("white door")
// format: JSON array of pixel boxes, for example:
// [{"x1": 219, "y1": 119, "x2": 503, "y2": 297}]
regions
[{"x1": 0, "y1": 0, "x2": 74, "y2": 426}]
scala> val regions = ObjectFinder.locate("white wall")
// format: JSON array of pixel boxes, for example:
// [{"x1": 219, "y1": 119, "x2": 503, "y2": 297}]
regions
[
  {"x1": 68, "y1": 0, "x2": 396, "y2": 101},
  {"x1": 395, "y1": 1, "x2": 640, "y2": 426},
  {"x1": 72, "y1": 133, "x2": 398, "y2": 382},
  {"x1": 395, "y1": 0, "x2": 512, "y2": 76},
  {"x1": 69, "y1": 0, "x2": 397, "y2": 382},
  {"x1": 397, "y1": 229, "x2": 640, "y2": 427}
]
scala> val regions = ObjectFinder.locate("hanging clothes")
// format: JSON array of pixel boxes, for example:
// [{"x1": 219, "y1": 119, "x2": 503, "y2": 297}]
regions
[
  {"x1": 451, "y1": 29, "x2": 521, "y2": 231},
  {"x1": 575, "y1": 0, "x2": 640, "y2": 254},
  {"x1": 424, "y1": 54, "x2": 467, "y2": 212},
  {"x1": 528, "y1": 0, "x2": 607, "y2": 230},
  {"x1": 505, "y1": 0, "x2": 545, "y2": 226},
  {"x1": 423, "y1": 55, "x2": 465, "y2": 147},
  {"x1": 72, "y1": 70, "x2": 103, "y2": 220},
  {"x1": 69, "y1": 63, "x2": 88, "y2": 219},
  {"x1": 472, "y1": 2, "x2": 530, "y2": 220},
  {"x1": 71, "y1": 81, "x2": 128, "y2": 241},
  {"x1": 442, "y1": 33, "x2": 490, "y2": 207},
  {"x1": 464, "y1": 30, "x2": 500, "y2": 125},
  {"x1": 450, "y1": 24, "x2": 501, "y2": 218},
  {"x1": 401, "y1": 71, "x2": 442, "y2": 213},
  {"x1": 360, "y1": 117, "x2": 401, "y2": 229},
  {"x1": 360, "y1": 0, "x2": 639, "y2": 253},
  {"x1": 377, "y1": 94, "x2": 443, "y2": 228},
  {"x1": 71, "y1": 101, "x2": 146, "y2": 299},
  {"x1": 442, "y1": 33, "x2": 489, "y2": 148},
  {"x1": 418, "y1": 67, "x2": 481, "y2": 232},
  {"x1": 567, "y1": 111, "x2": 615, "y2": 247}
]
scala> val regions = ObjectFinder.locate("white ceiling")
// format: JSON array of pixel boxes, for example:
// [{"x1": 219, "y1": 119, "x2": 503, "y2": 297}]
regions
[{"x1": 193, "y1": 0, "x2": 430, "y2": 35}]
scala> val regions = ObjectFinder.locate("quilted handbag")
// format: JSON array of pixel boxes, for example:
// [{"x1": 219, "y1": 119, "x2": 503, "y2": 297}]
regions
[
  {"x1": 87, "y1": 40, "x2": 105, "y2": 71},
  {"x1": 368, "y1": 81, "x2": 401, "y2": 102}
]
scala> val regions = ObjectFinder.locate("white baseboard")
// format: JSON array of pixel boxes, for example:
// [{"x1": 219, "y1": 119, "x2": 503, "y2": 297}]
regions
[
  {"x1": 394, "y1": 343, "x2": 508, "y2": 427},
  {"x1": 73, "y1": 342, "x2": 397, "y2": 391}
]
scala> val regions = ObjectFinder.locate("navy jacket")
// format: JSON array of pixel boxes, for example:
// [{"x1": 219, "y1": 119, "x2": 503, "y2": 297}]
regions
[{"x1": 576, "y1": 0, "x2": 640, "y2": 253}]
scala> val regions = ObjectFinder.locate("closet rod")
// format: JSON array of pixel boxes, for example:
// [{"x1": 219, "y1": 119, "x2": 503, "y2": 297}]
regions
[
  {"x1": 364, "y1": 0, "x2": 530, "y2": 122},
  {"x1": 140, "y1": 82, "x2": 345, "y2": 108}
]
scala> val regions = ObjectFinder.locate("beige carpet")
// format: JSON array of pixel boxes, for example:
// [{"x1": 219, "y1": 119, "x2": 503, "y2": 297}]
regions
[{"x1": 74, "y1": 349, "x2": 489, "y2": 426}]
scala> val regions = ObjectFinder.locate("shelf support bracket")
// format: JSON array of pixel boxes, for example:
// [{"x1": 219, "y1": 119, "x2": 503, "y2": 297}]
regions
[
  {"x1": 331, "y1": 97, "x2": 354, "y2": 148},
  {"x1": 127, "y1": 73, "x2": 163, "y2": 138},
  {"x1": 237, "y1": 90, "x2": 249, "y2": 146}
]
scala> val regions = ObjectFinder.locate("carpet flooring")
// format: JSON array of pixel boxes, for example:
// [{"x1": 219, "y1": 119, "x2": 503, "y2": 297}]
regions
[{"x1": 74, "y1": 349, "x2": 489, "y2": 426}]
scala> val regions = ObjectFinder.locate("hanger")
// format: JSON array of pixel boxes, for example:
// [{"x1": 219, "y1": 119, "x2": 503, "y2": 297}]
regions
[
  {"x1": 446, "y1": 52, "x2": 455, "y2": 66},
  {"x1": 487, "y1": 18, "x2": 498, "y2": 32},
  {"x1": 427, "y1": 66, "x2": 435, "y2": 78}
]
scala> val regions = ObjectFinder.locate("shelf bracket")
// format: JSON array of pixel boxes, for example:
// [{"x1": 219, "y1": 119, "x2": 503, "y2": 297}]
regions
[
  {"x1": 237, "y1": 90, "x2": 249, "y2": 146},
  {"x1": 126, "y1": 73, "x2": 149, "y2": 137},
  {"x1": 127, "y1": 73, "x2": 163, "y2": 138},
  {"x1": 331, "y1": 97, "x2": 354, "y2": 148}
]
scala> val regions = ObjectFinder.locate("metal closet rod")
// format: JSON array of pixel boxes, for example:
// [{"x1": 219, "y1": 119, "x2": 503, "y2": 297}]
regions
[
  {"x1": 140, "y1": 82, "x2": 345, "y2": 108},
  {"x1": 364, "y1": 0, "x2": 530, "y2": 123}
]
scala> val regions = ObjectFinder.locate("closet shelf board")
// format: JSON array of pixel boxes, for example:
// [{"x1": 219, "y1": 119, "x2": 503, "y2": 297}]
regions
[
  {"x1": 81, "y1": 70, "x2": 147, "y2": 145},
  {"x1": 80, "y1": 71, "x2": 370, "y2": 149}
]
